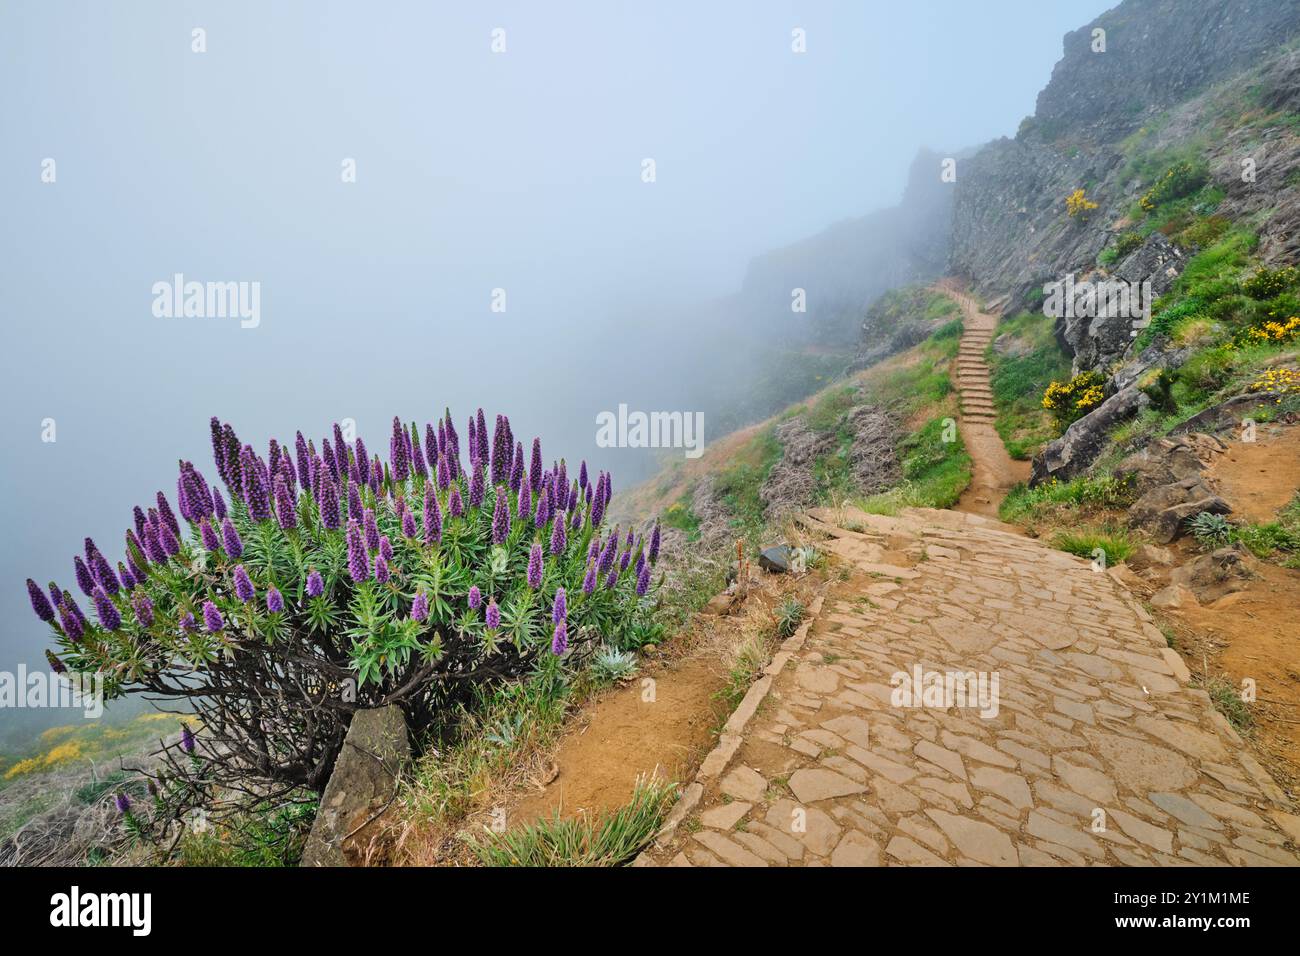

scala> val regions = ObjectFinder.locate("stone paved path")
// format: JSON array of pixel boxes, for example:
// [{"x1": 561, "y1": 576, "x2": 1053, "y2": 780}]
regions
[{"x1": 641, "y1": 506, "x2": 1300, "y2": 867}]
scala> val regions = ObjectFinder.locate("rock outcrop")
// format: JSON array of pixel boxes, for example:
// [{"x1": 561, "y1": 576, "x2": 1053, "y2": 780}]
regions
[
  {"x1": 302, "y1": 706, "x2": 410, "y2": 867},
  {"x1": 1030, "y1": 386, "x2": 1149, "y2": 485}
]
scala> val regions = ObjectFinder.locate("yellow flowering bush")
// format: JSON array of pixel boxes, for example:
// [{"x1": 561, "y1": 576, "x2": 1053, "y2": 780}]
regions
[
  {"x1": 1248, "y1": 367, "x2": 1300, "y2": 398},
  {"x1": 1042, "y1": 370, "x2": 1106, "y2": 428},
  {"x1": 1244, "y1": 315, "x2": 1300, "y2": 344},
  {"x1": 1066, "y1": 188, "x2": 1099, "y2": 218}
]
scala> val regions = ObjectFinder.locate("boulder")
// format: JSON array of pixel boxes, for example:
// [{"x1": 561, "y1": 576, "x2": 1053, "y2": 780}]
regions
[
  {"x1": 1128, "y1": 477, "x2": 1232, "y2": 544},
  {"x1": 1031, "y1": 385, "x2": 1149, "y2": 485},
  {"x1": 302, "y1": 705, "x2": 410, "y2": 867},
  {"x1": 1150, "y1": 584, "x2": 1200, "y2": 610},
  {"x1": 758, "y1": 545, "x2": 793, "y2": 574},
  {"x1": 1171, "y1": 393, "x2": 1281, "y2": 437},
  {"x1": 1170, "y1": 544, "x2": 1257, "y2": 603},
  {"x1": 1127, "y1": 543, "x2": 1174, "y2": 571},
  {"x1": 1113, "y1": 433, "x2": 1225, "y2": 492}
]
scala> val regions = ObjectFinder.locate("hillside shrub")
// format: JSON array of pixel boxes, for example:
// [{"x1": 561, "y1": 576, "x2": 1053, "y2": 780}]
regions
[
  {"x1": 24, "y1": 411, "x2": 660, "y2": 828},
  {"x1": 1041, "y1": 371, "x2": 1106, "y2": 428},
  {"x1": 1139, "y1": 160, "x2": 1208, "y2": 212}
]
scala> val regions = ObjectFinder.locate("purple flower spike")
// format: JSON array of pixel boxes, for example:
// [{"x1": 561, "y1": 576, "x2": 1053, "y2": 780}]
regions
[
  {"x1": 118, "y1": 561, "x2": 134, "y2": 591},
  {"x1": 527, "y1": 542, "x2": 543, "y2": 589},
  {"x1": 551, "y1": 619, "x2": 568, "y2": 656},
  {"x1": 181, "y1": 724, "x2": 196, "y2": 754},
  {"x1": 369, "y1": 457, "x2": 382, "y2": 496},
  {"x1": 552, "y1": 586, "x2": 567, "y2": 625},
  {"x1": 201, "y1": 518, "x2": 220, "y2": 552},
  {"x1": 132, "y1": 506, "x2": 148, "y2": 537},
  {"x1": 604, "y1": 568, "x2": 618, "y2": 589},
  {"x1": 649, "y1": 523, "x2": 661, "y2": 564},
  {"x1": 58, "y1": 601, "x2": 84, "y2": 641},
  {"x1": 239, "y1": 446, "x2": 271, "y2": 522},
  {"x1": 468, "y1": 585, "x2": 482, "y2": 611},
  {"x1": 402, "y1": 510, "x2": 416, "y2": 538},
  {"x1": 363, "y1": 508, "x2": 380, "y2": 552},
  {"x1": 529, "y1": 439, "x2": 543, "y2": 494},
  {"x1": 180, "y1": 611, "x2": 196, "y2": 632},
  {"x1": 356, "y1": 437, "x2": 370, "y2": 486},
  {"x1": 73, "y1": 556, "x2": 96, "y2": 597},
  {"x1": 620, "y1": 549, "x2": 631, "y2": 573},
  {"x1": 636, "y1": 562, "x2": 651, "y2": 596},
  {"x1": 436, "y1": 453, "x2": 450, "y2": 490},
  {"x1": 379, "y1": 535, "x2": 393, "y2": 564},
  {"x1": 492, "y1": 488, "x2": 510, "y2": 545},
  {"x1": 319, "y1": 478, "x2": 342, "y2": 530},
  {"x1": 390, "y1": 416, "x2": 410, "y2": 482},
  {"x1": 582, "y1": 562, "x2": 597, "y2": 595},
  {"x1": 485, "y1": 599, "x2": 500, "y2": 631},
  {"x1": 213, "y1": 488, "x2": 227, "y2": 520},
  {"x1": 509, "y1": 441, "x2": 524, "y2": 492},
  {"x1": 424, "y1": 424, "x2": 439, "y2": 469},
  {"x1": 347, "y1": 482, "x2": 363, "y2": 521},
  {"x1": 346, "y1": 519, "x2": 370, "y2": 582},
  {"x1": 578, "y1": 460, "x2": 588, "y2": 491},
  {"x1": 570, "y1": 507, "x2": 581, "y2": 532},
  {"x1": 133, "y1": 592, "x2": 154, "y2": 627},
  {"x1": 115, "y1": 792, "x2": 131, "y2": 815},
  {"x1": 232, "y1": 565, "x2": 255, "y2": 603},
  {"x1": 295, "y1": 431, "x2": 311, "y2": 488},
  {"x1": 306, "y1": 569, "x2": 324, "y2": 597},
  {"x1": 534, "y1": 487, "x2": 552, "y2": 529},
  {"x1": 26, "y1": 579, "x2": 55, "y2": 623},
  {"x1": 157, "y1": 519, "x2": 181, "y2": 557},
  {"x1": 424, "y1": 485, "x2": 443, "y2": 544},
  {"x1": 221, "y1": 517, "x2": 243, "y2": 558},
  {"x1": 46, "y1": 650, "x2": 66, "y2": 674},
  {"x1": 411, "y1": 428, "x2": 428, "y2": 479},
  {"x1": 274, "y1": 475, "x2": 297, "y2": 530},
  {"x1": 92, "y1": 587, "x2": 120, "y2": 630},
  {"x1": 517, "y1": 480, "x2": 531, "y2": 520},
  {"x1": 448, "y1": 485, "x2": 464, "y2": 518},
  {"x1": 374, "y1": 554, "x2": 389, "y2": 583},
  {"x1": 157, "y1": 491, "x2": 181, "y2": 539},
  {"x1": 266, "y1": 586, "x2": 284, "y2": 613},
  {"x1": 550, "y1": 516, "x2": 567, "y2": 556},
  {"x1": 411, "y1": 591, "x2": 429, "y2": 622},
  {"x1": 469, "y1": 466, "x2": 485, "y2": 509}
]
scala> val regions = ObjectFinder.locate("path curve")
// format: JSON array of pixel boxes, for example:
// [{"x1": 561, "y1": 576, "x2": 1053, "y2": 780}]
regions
[{"x1": 933, "y1": 281, "x2": 1029, "y2": 517}]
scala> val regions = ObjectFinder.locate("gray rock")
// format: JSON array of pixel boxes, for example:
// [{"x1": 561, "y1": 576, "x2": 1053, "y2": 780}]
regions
[
  {"x1": 302, "y1": 705, "x2": 410, "y2": 867},
  {"x1": 1170, "y1": 544, "x2": 1256, "y2": 603},
  {"x1": 758, "y1": 545, "x2": 793, "y2": 574},
  {"x1": 1128, "y1": 543, "x2": 1174, "y2": 571},
  {"x1": 1128, "y1": 477, "x2": 1232, "y2": 545},
  {"x1": 1031, "y1": 385, "x2": 1148, "y2": 485},
  {"x1": 1171, "y1": 393, "x2": 1281, "y2": 437}
]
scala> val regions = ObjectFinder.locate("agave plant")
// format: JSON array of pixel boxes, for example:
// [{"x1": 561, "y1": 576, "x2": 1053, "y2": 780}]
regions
[
  {"x1": 590, "y1": 645, "x2": 639, "y2": 684},
  {"x1": 24, "y1": 410, "x2": 662, "y2": 812}
]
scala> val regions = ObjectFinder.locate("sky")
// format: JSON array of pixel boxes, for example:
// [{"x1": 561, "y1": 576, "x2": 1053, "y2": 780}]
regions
[{"x1": 0, "y1": 0, "x2": 1113, "y2": 730}]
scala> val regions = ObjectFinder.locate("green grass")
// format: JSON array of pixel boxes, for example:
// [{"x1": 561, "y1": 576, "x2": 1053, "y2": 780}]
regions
[
  {"x1": 405, "y1": 660, "x2": 573, "y2": 828},
  {"x1": 176, "y1": 800, "x2": 318, "y2": 867},
  {"x1": 713, "y1": 425, "x2": 783, "y2": 545},
  {"x1": 660, "y1": 493, "x2": 700, "y2": 539},
  {"x1": 1202, "y1": 676, "x2": 1254, "y2": 735},
  {"x1": 1052, "y1": 527, "x2": 1135, "y2": 565},
  {"x1": 858, "y1": 415, "x2": 971, "y2": 513},
  {"x1": 999, "y1": 471, "x2": 1137, "y2": 526},
  {"x1": 986, "y1": 311, "x2": 1072, "y2": 460},
  {"x1": 467, "y1": 775, "x2": 679, "y2": 867}
]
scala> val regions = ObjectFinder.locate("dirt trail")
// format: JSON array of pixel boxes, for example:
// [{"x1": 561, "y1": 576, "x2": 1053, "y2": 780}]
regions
[{"x1": 933, "y1": 281, "x2": 1030, "y2": 517}]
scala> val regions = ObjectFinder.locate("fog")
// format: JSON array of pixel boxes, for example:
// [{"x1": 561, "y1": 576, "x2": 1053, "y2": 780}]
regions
[{"x1": 0, "y1": 0, "x2": 1110, "y2": 735}]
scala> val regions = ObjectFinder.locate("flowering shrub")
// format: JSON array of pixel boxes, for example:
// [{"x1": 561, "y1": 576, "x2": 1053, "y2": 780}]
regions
[
  {"x1": 1065, "y1": 188, "x2": 1098, "y2": 219},
  {"x1": 25, "y1": 410, "x2": 661, "y2": 810},
  {"x1": 1248, "y1": 367, "x2": 1300, "y2": 398},
  {"x1": 1243, "y1": 315, "x2": 1300, "y2": 344},
  {"x1": 1240, "y1": 266, "x2": 1298, "y2": 301},
  {"x1": 1041, "y1": 371, "x2": 1106, "y2": 428},
  {"x1": 1138, "y1": 161, "x2": 1207, "y2": 212}
]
